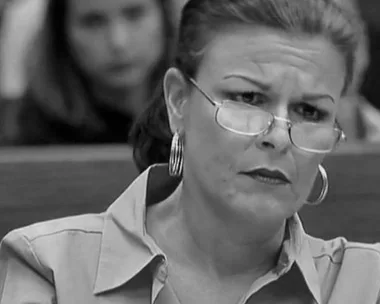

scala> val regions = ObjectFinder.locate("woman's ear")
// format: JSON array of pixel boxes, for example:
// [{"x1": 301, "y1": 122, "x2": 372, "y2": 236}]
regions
[{"x1": 163, "y1": 67, "x2": 189, "y2": 133}]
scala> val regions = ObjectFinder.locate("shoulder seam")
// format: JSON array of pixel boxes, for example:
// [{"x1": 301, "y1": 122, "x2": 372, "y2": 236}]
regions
[
  {"x1": 344, "y1": 245, "x2": 380, "y2": 255},
  {"x1": 28, "y1": 229, "x2": 102, "y2": 242},
  {"x1": 313, "y1": 245, "x2": 380, "y2": 264}
]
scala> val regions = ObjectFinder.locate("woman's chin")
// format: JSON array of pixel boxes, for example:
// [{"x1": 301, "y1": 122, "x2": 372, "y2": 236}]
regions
[
  {"x1": 225, "y1": 196, "x2": 292, "y2": 228},
  {"x1": 228, "y1": 180, "x2": 298, "y2": 219}
]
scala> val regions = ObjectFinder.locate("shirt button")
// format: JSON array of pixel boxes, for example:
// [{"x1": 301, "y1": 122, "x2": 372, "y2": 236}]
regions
[
  {"x1": 157, "y1": 268, "x2": 168, "y2": 283},
  {"x1": 156, "y1": 259, "x2": 168, "y2": 283},
  {"x1": 279, "y1": 258, "x2": 289, "y2": 267},
  {"x1": 278, "y1": 250, "x2": 290, "y2": 266}
]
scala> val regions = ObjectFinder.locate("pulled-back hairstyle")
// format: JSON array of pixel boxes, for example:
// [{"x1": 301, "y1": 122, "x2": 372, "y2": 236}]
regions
[{"x1": 131, "y1": 0, "x2": 362, "y2": 172}]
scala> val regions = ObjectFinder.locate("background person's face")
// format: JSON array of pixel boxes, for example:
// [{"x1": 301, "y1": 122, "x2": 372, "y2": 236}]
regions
[
  {"x1": 180, "y1": 26, "x2": 346, "y2": 225},
  {"x1": 66, "y1": 0, "x2": 165, "y2": 90}
]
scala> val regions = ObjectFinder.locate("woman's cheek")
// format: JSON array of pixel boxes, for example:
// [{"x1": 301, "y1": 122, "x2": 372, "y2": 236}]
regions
[{"x1": 293, "y1": 154, "x2": 323, "y2": 203}]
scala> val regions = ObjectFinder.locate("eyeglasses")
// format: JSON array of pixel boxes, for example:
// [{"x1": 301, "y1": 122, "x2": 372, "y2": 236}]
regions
[{"x1": 187, "y1": 77, "x2": 346, "y2": 154}]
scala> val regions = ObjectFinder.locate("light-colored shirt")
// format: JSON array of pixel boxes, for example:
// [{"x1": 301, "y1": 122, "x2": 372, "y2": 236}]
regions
[{"x1": 0, "y1": 165, "x2": 380, "y2": 304}]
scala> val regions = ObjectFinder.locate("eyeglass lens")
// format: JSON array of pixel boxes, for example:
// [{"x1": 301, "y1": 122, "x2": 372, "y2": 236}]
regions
[{"x1": 216, "y1": 101, "x2": 339, "y2": 152}]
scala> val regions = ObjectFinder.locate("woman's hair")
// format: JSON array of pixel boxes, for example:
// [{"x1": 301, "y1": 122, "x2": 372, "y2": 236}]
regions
[
  {"x1": 131, "y1": 0, "x2": 362, "y2": 172},
  {"x1": 24, "y1": 0, "x2": 176, "y2": 133}
]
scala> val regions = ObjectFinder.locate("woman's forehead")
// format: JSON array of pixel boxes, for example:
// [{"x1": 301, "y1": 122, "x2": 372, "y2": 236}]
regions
[{"x1": 197, "y1": 27, "x2": 345, "y2": 92}]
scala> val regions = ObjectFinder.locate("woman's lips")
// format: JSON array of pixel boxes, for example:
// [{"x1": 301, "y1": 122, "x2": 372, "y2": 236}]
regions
[
  {"x1": 241, "y1": 168, "x2": 292, "y2": 185},
  {"x1": 107, "y1": 62, "x2": 133, "y2": 73}
]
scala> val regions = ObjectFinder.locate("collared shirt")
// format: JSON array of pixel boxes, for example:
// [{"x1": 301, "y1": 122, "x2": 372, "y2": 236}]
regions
[{"x1": 0, "y1": 165, "x2": 380, "y2": 304}]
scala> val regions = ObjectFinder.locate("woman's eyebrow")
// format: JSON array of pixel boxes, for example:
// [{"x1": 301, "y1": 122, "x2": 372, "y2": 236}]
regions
[
  {"x1": 223, "y1": 74, "x2": 335, "y2": 103},
  {"x1": 223, "y1": 74, "x2": 270, "y2": 91},
  {"x1": 301, "y1": 93, "x2": 335, "y2": 103}
]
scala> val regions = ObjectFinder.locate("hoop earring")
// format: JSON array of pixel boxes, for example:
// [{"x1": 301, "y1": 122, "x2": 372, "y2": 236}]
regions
[
  {"x1": 169, "y1": 132, "x2": 184, "y2": 177},
  {"x1": 306, "y1": 165, "x2": 328, "y2": 206}
]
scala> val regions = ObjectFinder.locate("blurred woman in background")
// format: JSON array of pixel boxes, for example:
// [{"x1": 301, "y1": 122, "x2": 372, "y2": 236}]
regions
[{"x1": 0, "y1": 0, "x2": 176, "y2": 144}]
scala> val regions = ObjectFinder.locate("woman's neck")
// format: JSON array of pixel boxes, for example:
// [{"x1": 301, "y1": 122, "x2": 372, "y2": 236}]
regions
[{"x1": 149, "y1": 182, "x2": 286, "y2": 281}]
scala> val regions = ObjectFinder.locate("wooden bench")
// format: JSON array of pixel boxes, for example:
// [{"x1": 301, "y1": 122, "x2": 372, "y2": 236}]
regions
[
  {"x1": 0, "y1": 143, "x2": 379, "y2": 243},
  {"x1": 301, "y1": 143, "x2": 380, "y2": 243},
  {"x1": 0, "y1": 145, "x2": 138, "y2": 238}
]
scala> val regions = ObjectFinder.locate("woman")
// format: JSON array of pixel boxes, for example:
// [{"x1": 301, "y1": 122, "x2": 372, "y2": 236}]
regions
[
  {"x1": 0, "y1": 0, "x2": 175, "y2": 144},
  {"x1": 1, "y1": 0, "x2": 380, "y2": 303}
]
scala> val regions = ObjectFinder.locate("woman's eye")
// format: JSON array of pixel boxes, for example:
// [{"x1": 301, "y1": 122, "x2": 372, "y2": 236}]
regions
[
  {"x1": 294, "y1": 103, "x2": 328, "y2": 122},
  {"x1": 227, "y1": 91, "x2": 267, "y2": 105},
  {"x1": 123, "y1": 6, "x2": 145, "y2": 21},
  {"x1": 79, "y1": 14, "x2": 106, "y2": 28}
]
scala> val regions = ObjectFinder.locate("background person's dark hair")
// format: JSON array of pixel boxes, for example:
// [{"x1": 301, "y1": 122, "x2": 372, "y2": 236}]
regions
[{"x1": 131, "y1": 0, "x2": 361, "y2": 172}]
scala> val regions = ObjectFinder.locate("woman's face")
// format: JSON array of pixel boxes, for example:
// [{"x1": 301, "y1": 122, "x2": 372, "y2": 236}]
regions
[
  {"x1": 168, "y1": 26, "x2": 346, "y2": 225},
  {"x1": 66, "y1": 0, "x2": 165, "y2": 90}
]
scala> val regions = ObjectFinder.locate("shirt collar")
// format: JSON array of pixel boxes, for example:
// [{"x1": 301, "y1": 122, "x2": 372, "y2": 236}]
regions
[
  {"x1": 93, "y1": 164, "x2": 321, "y2": 304},
  {"x1": 278, "y1": 214, "x2": 322, "y2": 304},
  {"x1": 93, "y1": 164, "x2": 180, "y2": 294}
]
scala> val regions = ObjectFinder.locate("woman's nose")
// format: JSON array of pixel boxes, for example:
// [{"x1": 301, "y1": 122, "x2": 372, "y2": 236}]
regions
[
  {"x1": 108, "y1": 20, "x2": 130, "y2": 51},
  {"x1": 255, "y1": 116, "x2": 293, "y2": 153}
]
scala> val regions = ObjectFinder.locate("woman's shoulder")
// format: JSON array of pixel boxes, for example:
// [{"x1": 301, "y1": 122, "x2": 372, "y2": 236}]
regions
[
  {"x1": 0, "y1": 95, "x2": 53, "y2": 145},
  {"x1": 1, "y1": 213, "x2": 106, "y2": 278},
  {"x1": 0, "y1": 93, "x2": 83, "y2": 145},
  {"x1": 306, "y1": 236, "x2": 380, "y2": 301},
  {"x1": 0, "y1": 212, "x2": 125, "y2": 301}
]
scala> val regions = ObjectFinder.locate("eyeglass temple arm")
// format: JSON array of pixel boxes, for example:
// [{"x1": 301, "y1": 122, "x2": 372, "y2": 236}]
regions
[{"x1": 185, "y1": 75, "x2": 219, "y2": 107}]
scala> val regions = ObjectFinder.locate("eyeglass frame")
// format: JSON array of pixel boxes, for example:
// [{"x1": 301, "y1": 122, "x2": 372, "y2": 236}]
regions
[{"x1": 186, "y1": 76, "x2": 346, "y2": 154}]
